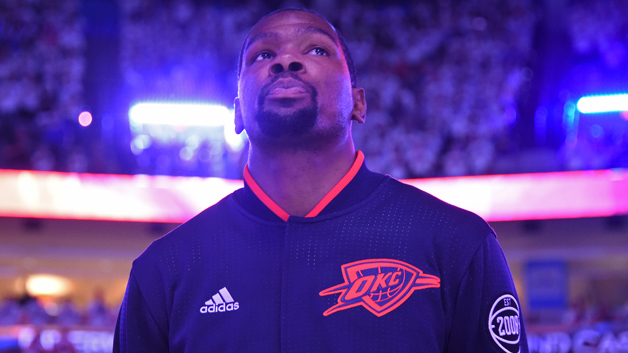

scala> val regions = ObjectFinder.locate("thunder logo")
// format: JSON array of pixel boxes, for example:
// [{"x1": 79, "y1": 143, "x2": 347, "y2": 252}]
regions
[{"x1": 320, "y1": 259, "x2": 440, "y2": 317}]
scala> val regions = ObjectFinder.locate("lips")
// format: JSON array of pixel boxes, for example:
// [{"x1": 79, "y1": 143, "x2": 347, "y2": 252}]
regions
[
  {"x1": 268, "y1": 86, "x2": 307, "y2": 96},
  {"x1": 264, "y1": 78, "x2": 309, "y2": 98}
]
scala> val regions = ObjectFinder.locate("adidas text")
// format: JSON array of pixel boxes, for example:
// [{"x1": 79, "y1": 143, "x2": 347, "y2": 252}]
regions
[
  {"x1": 200, "y1": 302, "x2": 239, "y2": 314},
  {"x1": 200, "y1": 287, "x2": 239, "y2": 314}
]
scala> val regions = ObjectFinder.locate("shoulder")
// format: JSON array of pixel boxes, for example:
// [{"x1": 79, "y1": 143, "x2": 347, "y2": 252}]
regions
[
  {"x1": 385, "y1": 177, "x2": 493, "y2": 236},
  {"x1": 377, "y1": 177, "x2": 497, "y2": 276},
  {"x1": 133, "y1": 193, "x2": 238, "y2": 269}
]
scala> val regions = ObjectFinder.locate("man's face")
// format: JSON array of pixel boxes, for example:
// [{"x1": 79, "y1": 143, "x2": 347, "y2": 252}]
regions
[{"x1": 235, "y1": 10, "x2": 362, "y2": 150}]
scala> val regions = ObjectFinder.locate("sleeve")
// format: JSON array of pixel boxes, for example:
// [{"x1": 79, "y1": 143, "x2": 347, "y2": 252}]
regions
[
  {"x1": 445, "y1": 234, "x2": 529, "y2": 353},
  {"x1": 113, "y1": 270, "x2": 169, "y2": 353}
]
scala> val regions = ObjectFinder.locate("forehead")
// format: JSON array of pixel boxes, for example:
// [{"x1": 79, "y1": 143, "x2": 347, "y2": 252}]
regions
[{"x1": 246, "y1": 11, "x2": 339, "y2": 48}]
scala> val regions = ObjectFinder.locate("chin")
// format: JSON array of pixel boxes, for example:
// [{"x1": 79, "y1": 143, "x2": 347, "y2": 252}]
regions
[{"x1": 256, "y1": 104, "x2": 318, "y2": 138}]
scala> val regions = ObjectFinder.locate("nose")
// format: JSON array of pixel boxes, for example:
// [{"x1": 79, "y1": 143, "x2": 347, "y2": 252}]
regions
[{"x1": 270, "y1": 61, "x2": 304, "y2": 74}]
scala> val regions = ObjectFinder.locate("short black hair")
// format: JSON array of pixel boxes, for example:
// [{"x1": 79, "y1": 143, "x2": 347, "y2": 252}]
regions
[{"x1": 237, "y1": 8, "x2": 357, "y2": 88}]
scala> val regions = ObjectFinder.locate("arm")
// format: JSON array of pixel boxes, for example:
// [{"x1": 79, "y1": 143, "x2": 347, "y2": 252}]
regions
[
  {"x1": 113, "y1": 271, "x2": 169, "y2": 353},
  {"x1": 445, "y1": 234, "x2": 529, "y2": 353}
]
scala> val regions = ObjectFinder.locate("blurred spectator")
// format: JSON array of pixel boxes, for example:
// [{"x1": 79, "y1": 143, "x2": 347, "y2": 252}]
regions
[
  {"x1": 20, "y1": 296, "x2": 50, "y2": 326},
  {"x1": 85, "y1": 288, "x2": 113, "y2": 327},
  {"x1": 55, "y1": 298, "x2": 82, "y2": 327},
  {"x1": 562, "y1": 298, "x2": 586, "y2": 326},
  {"x1": 0, "y1": 296, "x2": 22, "y2": 325},
  {"x1": 616, "y1": 298, "x2": 628, "y2": 323},
  {"x1": 52, "y1": 328, "x2": 78, "y2": 353},
  {"x1": 23, "y1": 330, "x2": 46, "y2": 353}
]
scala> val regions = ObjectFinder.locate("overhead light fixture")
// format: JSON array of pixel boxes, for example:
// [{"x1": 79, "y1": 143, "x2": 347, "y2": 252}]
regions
[
  {"x1": 129, "y1": 102, "x2": 232, "y2": 127},
  {"x1": 26, "y1": 274, "x2": 72, "y2": 297},
  {"x1": 576, "y1": 94, "x2": 628, "y2": 114}
]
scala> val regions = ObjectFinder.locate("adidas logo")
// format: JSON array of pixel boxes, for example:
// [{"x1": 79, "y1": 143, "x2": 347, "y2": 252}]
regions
[{"x1": 199, "y1": 287, "x2": 239, "y2": 314}]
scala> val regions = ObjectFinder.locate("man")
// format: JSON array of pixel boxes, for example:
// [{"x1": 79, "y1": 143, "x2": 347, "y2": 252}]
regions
[{"x1": 115, "y1": 8, "x2": 528, "y2": 353}]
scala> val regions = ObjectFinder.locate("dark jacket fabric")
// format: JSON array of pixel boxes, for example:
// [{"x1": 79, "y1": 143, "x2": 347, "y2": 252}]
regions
[{"x1": 114, "y1": 159, "x2": 528, "y2": 353}]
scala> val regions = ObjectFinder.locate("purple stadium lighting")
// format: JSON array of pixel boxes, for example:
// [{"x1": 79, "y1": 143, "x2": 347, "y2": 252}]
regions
[
  {"x1": 129, "y1": 102, "x2": 232, "y2": 127},
  {"x1": 576, "y1": 94, "x2": 628, "y2": 114}
]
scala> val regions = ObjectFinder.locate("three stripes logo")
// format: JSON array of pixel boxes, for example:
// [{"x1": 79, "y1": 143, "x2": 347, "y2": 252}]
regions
[{"x1": 199, "y1": 287, "x2": 239, "y2": 314}]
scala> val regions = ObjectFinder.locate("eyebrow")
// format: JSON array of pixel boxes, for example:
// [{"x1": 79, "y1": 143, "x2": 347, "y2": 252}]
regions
[{"x1": 245, "y1": 26, "x2": 339, "y2": 53}]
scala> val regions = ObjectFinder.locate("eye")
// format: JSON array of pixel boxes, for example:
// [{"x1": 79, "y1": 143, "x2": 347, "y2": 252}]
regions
[
  {"x1": 253, "y1": 52, "x2": 274, "y2": 62},
  {"x1": 308, "y1": 47, "x2": 329, "y2": 56}
]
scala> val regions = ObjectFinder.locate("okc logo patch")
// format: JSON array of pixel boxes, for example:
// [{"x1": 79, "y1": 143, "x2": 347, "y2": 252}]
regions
[{"x1": 320, "y1": 259, "x2": 440, "y2": 317}]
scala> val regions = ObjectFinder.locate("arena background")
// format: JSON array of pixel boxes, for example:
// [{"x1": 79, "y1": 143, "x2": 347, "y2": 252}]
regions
[{"x1": 0, "y1": 0, "x2": 627, "y2": 352}]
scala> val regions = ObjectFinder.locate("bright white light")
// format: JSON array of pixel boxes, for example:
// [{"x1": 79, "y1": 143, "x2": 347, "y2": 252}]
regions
[
  {"x1": 78, "y1": 111, "x2": 93, "y2": 127},
  {"x1": 129, "y1": 102, "x2": 232, "y2": 127},
  {"x1": 576, "y1": 94, "x2": 628, "y2": 114},
  {"x1": 26, "y1": 274, "x2": 71, "y2": 296}
]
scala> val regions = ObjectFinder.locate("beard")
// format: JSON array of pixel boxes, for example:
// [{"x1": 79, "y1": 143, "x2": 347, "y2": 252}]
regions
[
  {"x1": 256, "y1": 96, "x2": 319, "y2": 139},
  {"x1": 255, "y1": 74, "x2": 319, "y2": 139},
  {"x1": 246, "y1": 72, "x2": 348, "y2": 150}
]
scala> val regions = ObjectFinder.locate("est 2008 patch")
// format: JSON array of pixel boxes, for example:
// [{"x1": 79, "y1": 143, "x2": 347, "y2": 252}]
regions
[{"x1": 488, "y1": 294, "x2": 521, "y2": 353}]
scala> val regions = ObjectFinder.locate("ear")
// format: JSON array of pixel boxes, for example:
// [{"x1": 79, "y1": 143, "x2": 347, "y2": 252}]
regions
[
  {"x1": 350, "y1": 88, "x2": 366, "y2": 124},
  {"x1": 234, "y1": 97, "x2": 244, "y2": 134}
]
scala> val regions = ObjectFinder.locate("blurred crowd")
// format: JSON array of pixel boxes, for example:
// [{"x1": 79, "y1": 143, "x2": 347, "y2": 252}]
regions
[
  {"x1": 0, "y1": 0, "x2": 626, "y2": 178},
  {"x1": 119, "y1": 0, "x2": 537, "y2": 178},
  {"x1": 0, "y1": 0, "x2": 91, "y2": 174},
  {"x1": 0, "y1": 291, "x2": 116, "y2": 329},
  {"x1": 336, "y1": 0, "x2": 536, "y2": 178},
  {"x1": 559, "y1": 0, "x2": 628, "y2": 172},
  {"x1": 0, "y1": 293, "x2": 115, "y2": 353},
  {"x1": 526, "y1": 298, "x2": 628, "y2": 328}
]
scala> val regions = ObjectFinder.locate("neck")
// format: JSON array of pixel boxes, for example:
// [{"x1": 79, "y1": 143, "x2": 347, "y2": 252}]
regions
[{"x1": 246, "y1": 141, "x2": 357, "y2": 217}]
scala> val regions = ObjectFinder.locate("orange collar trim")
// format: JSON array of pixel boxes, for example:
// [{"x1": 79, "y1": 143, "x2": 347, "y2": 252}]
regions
[{"x1": 243, "y1": 151, "x2": 365, "y2": 222}]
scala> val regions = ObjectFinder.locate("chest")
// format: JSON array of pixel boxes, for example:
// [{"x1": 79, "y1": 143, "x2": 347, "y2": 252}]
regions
[{"x1": 167, "y1": 217, "x2": 447, "y2": 352}]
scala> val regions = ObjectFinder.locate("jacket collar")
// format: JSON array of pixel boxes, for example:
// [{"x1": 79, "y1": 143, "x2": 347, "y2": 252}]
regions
[{"x1": 234, "y1": 151, "x2": 387, "y2": 222}]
